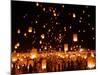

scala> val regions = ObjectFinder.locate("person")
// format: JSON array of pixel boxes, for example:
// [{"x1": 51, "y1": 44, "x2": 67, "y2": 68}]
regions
[{"x1": 29, "y1": 64, "x2": 33, "y2": 73}]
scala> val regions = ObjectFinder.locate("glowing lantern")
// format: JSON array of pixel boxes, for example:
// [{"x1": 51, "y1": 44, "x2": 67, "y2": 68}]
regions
[
  {"x1": 64, "y1": 44, "x2": 68, "y2": 52},
  {"x1": 41, "y1": 34, "x2": 45, "y2": 39},
  {"x1": 14, "y1": 45, "x2": 17, "y2": 49},
  {"x1": 36, "y1": 2, "x2": 39, "y2": 6},
  {"x1": 28, "y1": 27, "x2": 32, "y2": 33},
  {"x1": 79, "y1": 48, "x2": 84, "y2": 52},
  {"x1": 42, "y1": 59, "x2": 46, "y2": 70},
  {"x1": 53, "y1": 12, "x2": 57, "y2": 16},
  {"x1": 30, "y1": 48, "x2": 37, "y2": 59},
  {"x1": 91, "y1": 52, "x2": 95, "y2": 58},
  {"x1": 73, "y1": 13, "x2": 76, "y2": 18},
  {"x1": 87, "y1": 57, "x2": 96, "y2": 69},
  {"x1": 11, "y1": 64, "x2": 13, "y2": 68},
  {"x1": 12, "y1": 57, "x2": 17, "y2": 62},
  {"x1": 24, "y1": 33, "x2": 27, "y2": 37},
  {"x1": 16, "y1": 42, "x2": 20, "y2": 47},
  {"x1": 30, "y1": 54, "x2": 36, "y2": 59},
  {"x1": 17, "y1": 66, "x2": 20, "y2": 70},
  {"x1": 73, "y1": 34, "x2": 78, "y2": 42},
  {"x1": 17, "y1": 29, "x2": 20, "y2": 34}
]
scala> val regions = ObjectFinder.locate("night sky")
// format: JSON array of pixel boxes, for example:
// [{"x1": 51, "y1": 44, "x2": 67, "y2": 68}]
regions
[{"x1": 11, "y1": 1, "x2": 96, "y2": 52}]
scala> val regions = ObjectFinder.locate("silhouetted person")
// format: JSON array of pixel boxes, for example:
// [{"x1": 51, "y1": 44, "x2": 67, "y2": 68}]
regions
[{"x1": 29, "y1": 64, "x2": 33, "y2": 73}]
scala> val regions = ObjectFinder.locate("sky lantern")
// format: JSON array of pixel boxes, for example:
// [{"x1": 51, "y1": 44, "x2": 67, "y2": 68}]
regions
[
  {"x1": 87, "y1": 56, "x2": 96, "y2": 69},
  {"x1": 30, "y1": 48, "x2": 37, "y2": 59},
  {"x1": 42, "y1": 59, "x2": 46, "y2": 70},
  {"x1": 17, "y1": 29, "x2": 20, "y2": 34},
  {"x1": 64, "y1": 44, "x2": 68, "y2": 52},
  {"x1": 28, "y1": 26, "x2": 32, "y2": 33},
  {"x1": 73, "y1": 34, "x2": 78, "y2": 42},
  {"x1": 41, "y1": 34, "x2": 45, "y2": 39}
]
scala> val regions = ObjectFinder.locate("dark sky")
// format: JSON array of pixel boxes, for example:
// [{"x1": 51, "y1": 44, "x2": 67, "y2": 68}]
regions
[{"x1": 11, "y1": 1, "x2": 96, "y2": 52}]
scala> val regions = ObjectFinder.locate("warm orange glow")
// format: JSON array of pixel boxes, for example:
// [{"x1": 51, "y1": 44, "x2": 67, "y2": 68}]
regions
[
  {"x1": 28, "y1": 27, "x2": 32, "y2": 33},
  {"x1": 73, "y1": 13, "x2": 76, "y2": 18},
  {"x1": 42, "y1": 59, "x2": 46, "y2": 69},
  {"x1": 30, "y1": 48, "x2": 37, "y2": 59},
  {"x1": 91, "y1": 52, "x2": 95, "y2": 58},
  {"x1": 30, "y1": 54, "x2": 36, "y2": 59},
  {"x1": 53, "y1": 13, "x2": 57, "y2": 16},
  {"x1": 14, "y1": 45, "x2": 17, "y2": 49},
  {"x1": 12, "y1": 57, "x2": 17, "y2": 62},
  {"x1": 36, "y1": 2, "x2": 39, "y2": 6},
  {"x1": 73, "y1": 34, "x2": 78, "y2": 42},
  {"x1": 79, "y1": 48, "x2": 84, "y2": 52},
  {"x1": 41, "y1": 34, "x2": 45, "y2": 39},
  {"x1": 87, "y1": 57, "x2": 96, "y2": 69},
  {"x1": 24, "y1": 33, "x2": 27, "y2": 37},
  {"x1": 64, "y1": 44, "x2": 68, "y2": 52},
  {"x1": 17, "y1": 29, "x2": 20, "y2": 34},
  {"x1": 16, "y1": 42, "x2": 20, "y2": 47}
]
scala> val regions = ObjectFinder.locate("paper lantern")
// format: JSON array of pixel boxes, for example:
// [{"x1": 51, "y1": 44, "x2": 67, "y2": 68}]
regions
[
  {"x1": 30, "y1": 48, "x2": 37, "y2": 59},
  {"x1": 87, "y1": 57, "x2": 96, "y2": 69},
  {"x1": 64, "y1": 44, "x2": 68, "y2": 52},
  {"x1": 73, "y1": 34, "x2": 78, "y2": 42},
  {"x1": 28, "y1": 27, "x2": 32, "y2": 33},
  {"x1": 42, "y1": 59, "x2": 46, "y2": 70},
  {"x1": 41, "y1": 34, "x2": 45, "y2": 39},
  {"x1": 17, "y1": 29, "x2": 20, "y2": 34}
]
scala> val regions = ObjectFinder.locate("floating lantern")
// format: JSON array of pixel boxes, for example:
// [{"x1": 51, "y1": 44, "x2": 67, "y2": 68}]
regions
[
  {"x1": 87, "y1": 57, "x2": 96, "y2": 69},
  {"x1": 41, "y1": 34, "x2": 45, "y2": 39},
  {"x1": 73, "y1": 34, "x2": 78, "y2": 42},
  {"x1": 17, "y1": 29, "x2": 20, "y2": 34},
  {"x1": 12, "y1": 57, "x2": 17, "y2": 62},
  {"x1": 30, "y1": 48, "x2": 37, "y2": 59},
  {"x1": 91, "y1": 52, "x2": 95, "y2": 58},
  {"x1": 24, "y1": 33, "x2": 27, "y2": 37},
  {"x1": 28, "y1": 26, "x2": 32, "y2": 33},
  {"x1": 16, "y1": 42, "x2": 20, "y2": 47},
  {"x1": 42, "y1": 59, "x2": 46, "y2": 70},
  {"x1": 73, "y1": 13, "x2": 76, "y2": 18},
  {"x1": 14, "y1": 45, "x2": 18, "y2": 49},
  {"x1": 64, "y1": 44, "x2": 68, "y2": 52}
]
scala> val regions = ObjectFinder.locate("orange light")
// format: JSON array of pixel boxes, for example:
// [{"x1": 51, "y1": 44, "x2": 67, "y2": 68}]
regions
[
  {"x1": 42, "y1": 59, "x2": 46, "y2": 69},
  {"x1": 64, "y1": 44, "x2": 68, "y2": 52},
  {"x1": 17, "y1": 29, "x2": 20, "y2": 34},
  {"x1": 12, "y1": 57, "x2": 17, "y2": 62},
  {"x1": 28, "y1": 27, "x2": 32, "y2": 33},
  {"x1": 87, "y1": 57, "x2": 96, "y2": 69},
  {"x1": 41, "y1": 34, "x2": 45, "y2": 39},
  {"x1": 73, "y1": 13, "x2": 76, "y2": 18},
  {"x1": 73, "y1": 34, "x2": 78, "y2": 42},
  {"x1": 53, "y1": 13, "x2": 57, "y2": 16}
]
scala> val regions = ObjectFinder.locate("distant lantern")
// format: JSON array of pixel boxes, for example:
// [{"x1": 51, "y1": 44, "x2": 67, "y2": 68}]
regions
[
  {"x1": 30, "y1": 48, "x2": 37, "y2": 59},
  {"x1": 17, "y1": 29, "x2": 20, "y2": 34},
  {"x1": 41, "y1": 34, "x2": 45, "y2": 39},
  {"x1": 64, "y1": 44, "x2": 68, "y2": 52},
  {"x1": 73, "y1": 13, "x2": 76, "y2": 18},
  {"x1": 16, "y1": 42, "x2": 20, "y2": 47},
  {"x1": 24, "y1": 33, "x2": 27, "y2": 37},
  {"x1": 36, "y1": 2, "x2": 39, "y2": 6},
  {"x1": 73, "y1": 34, "x2": 78, "y2": 42},
  {"x1": 28, "y1": 27, "x2": 32, "y2": 33},
  {"x1": 42, "y1": 59, "x2": 46, "y2": 70},
  {"x1": 53, "y1": 12, "x2": 57, "y2": 16},
  {"x1": 87, "y1": 56, "x2": 96, "y2": 69},
  {"x1": 12, "y1": 57, "x2": 17, "y2": 62},
  {"x1": 14, "y1": 45, "x2": 17, "y2": 49}
]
